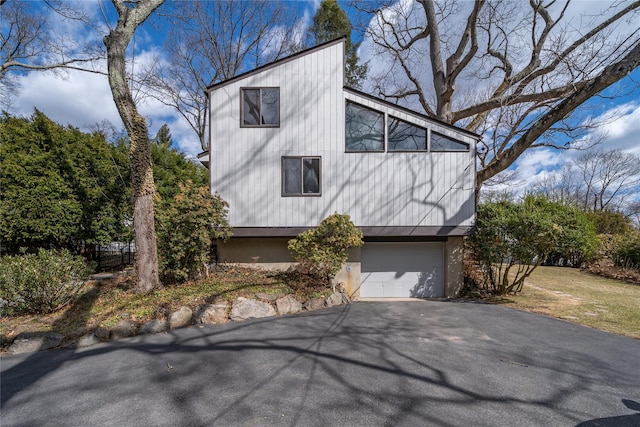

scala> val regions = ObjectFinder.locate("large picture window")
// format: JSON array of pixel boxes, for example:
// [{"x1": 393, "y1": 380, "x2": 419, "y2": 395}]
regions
[
  {"x1": 241, "y1": 87, "x2": 279, "y2": 127},
  {"x1": 282, "y1": 157, "x2": 321, "y2": 196},
  {"x1": 345, "y1": 101, "x2": 384, "y2": 151},
  {"x1": 388, "y1": 116, "x2": 427, "y2": 151},
  {"x1": 431, "y1": 131, "x2": 469, "y2": 151}
]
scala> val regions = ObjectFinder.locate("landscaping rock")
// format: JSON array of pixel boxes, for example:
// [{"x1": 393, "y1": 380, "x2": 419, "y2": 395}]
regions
[
  {"x1": 139, "y1": 319, "x2": 168, "y2": 335},
  {"x1": 326, "y1": 292, "x2": 344, "y2": 308},
  {"x1": 230, "y1": 297, "x2": 276, "y2": 321},
  {"x1": 169, "y1": 306, "x2": 193, "y2": 329},
  {"x1": 255, "y1": 292, "x2": 285, "y2": 302},
  {"x1": 275, "y1": 295, "x2": 302, "y2": 315},
  {"x1": 303, "y1": 297, "x2": 326, "y2": 311},
  {"x1": 9, "y1": 332, "x2": 64, "y2": 354},
  {"x1": 194, "y1": 303, "x2": 229, "y2": 324},
  {"x1": 341, "y1": 292, "x2": 351, "y2": 304},
  {"x1": 94, "y1": 327, "x2": 111, "y2": 342},
  {"x1": 77, "y1": 333, "x2": 101, "y2": 348},
  {"x1": 111, "y1": 320, "x2": 137, "y2": 340}
]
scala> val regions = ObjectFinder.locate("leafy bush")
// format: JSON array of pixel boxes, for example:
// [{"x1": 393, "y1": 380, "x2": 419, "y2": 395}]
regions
[
  {"x1": 468, "y1": 195, "x2": 596, "y2": 295},
  {"x1": 155, "y1": 181, "x2": 232, "y2": 284},
  {"x1": 288, "y1": 213, "x2": 363, "y2": 284},
  {"x1": 0, "y1": 249, "x2": 92, "y2": 315},
  {"x1": 599, "y1": 231, "x2": 640, "y2": 269}
]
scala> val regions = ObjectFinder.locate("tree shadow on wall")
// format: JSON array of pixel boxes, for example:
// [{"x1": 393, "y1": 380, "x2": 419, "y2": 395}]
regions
[{"x1": 409, "y1": 270, "x2": 438, "y2": 297}]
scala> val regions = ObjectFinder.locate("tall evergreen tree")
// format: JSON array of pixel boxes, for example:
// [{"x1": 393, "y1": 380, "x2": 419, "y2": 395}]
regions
[
  {"x1": 308, "y1": 0, "x2": 367, "y2": 88},
  {"x1": 0, "y1": 111, "x2": 131, "y2": 253},
  {"x1": 150, "y1": 124, "x2": 208, "y2": 202}
]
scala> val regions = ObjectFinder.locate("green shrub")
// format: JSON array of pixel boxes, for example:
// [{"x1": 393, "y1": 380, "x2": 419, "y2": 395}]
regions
[
  {"x1": 288, "y1": 213, "x2": 363, "y2": 284},
  {"x1": 0, "y1": 249, "x2": 92, "y2": 315},
  {"x1": 610, "y1": 231, "x2": 640, "y2": 268},
  {"x1": 155, "y1": 181, "x2": 232, "y2": 284},
  {"x1": 468, "y1": 195, "x2": 597, "y2": 295}
]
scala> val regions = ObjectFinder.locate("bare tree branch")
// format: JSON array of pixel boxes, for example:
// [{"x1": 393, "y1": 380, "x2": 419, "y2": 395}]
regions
[
  {"x1": 359, "y1": 0, "x2": 640, "y2": 190},
  {"x1": 139, "y1": 1, "x2": 301, "y2": 151}
]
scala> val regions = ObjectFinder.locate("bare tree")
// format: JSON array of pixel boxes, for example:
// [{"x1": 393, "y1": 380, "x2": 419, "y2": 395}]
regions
[
  {"x1": 531, "y1": 149, "x2": 640, "y2": 216},
  {"x1": 104, "y1": 0, "x2": 164, "y2": 292},
  {"x1": 140, "y1": 1, "x2": 303, "y2": 152},
  {"x1": 574, "y1": 149, "x2": 640, "y2": 212},
  {"x1": 531, "y1": 163, "x2": 580, "y2": 206},
  {"x1": 0, "y1": 0, "x2": 103, "y2": 107},
  {"x1": 355, "y1": 0, "x2": 640, "y2": 190}
]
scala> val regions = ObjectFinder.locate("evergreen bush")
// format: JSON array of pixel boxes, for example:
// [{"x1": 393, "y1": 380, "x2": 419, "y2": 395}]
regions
[
  {"x1": 0, "y1": 249, "x2": 92, "y2": 315},
  {"x1": 155, "y1": 181, "x2": 232, "y2": 284},
  {"x1": 288, "y1": 213, "x2": 363, "y2": 285}
]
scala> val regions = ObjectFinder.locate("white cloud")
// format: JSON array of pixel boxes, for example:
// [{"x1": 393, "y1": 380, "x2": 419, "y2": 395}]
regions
[
  {"x1": 12, "y1": 61, "x2": 202, "y2": 157},
  {"x1": 595, "y1": 102, "x2": 640, "y2": 156}
]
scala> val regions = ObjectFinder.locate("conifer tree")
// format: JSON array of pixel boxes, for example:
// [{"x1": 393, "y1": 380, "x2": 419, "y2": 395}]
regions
[{"x1": 308, "y1": 0, "x2": 367, "y2": 88}]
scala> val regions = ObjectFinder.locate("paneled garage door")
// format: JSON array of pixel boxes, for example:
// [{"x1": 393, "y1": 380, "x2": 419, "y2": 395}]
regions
[{"x1": 360, "y1": 242, "x2": 444, "y2": 298}]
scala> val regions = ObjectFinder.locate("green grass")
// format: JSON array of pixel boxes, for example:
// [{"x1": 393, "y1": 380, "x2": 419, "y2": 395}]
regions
[
  {"x1": 0, "y1": 267, "x2": 330, "y2": 345},
  {"x1": 498, "y1": 266, "x2": 640, "y2": 339}
]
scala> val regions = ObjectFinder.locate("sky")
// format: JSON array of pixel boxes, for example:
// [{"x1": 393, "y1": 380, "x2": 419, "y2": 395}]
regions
[{"x1": 5, "y1": 0, "x2": 640, "y2": 197}]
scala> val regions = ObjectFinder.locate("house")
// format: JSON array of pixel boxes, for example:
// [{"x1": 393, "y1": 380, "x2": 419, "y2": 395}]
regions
[{"x1": 200, "y1": 38, "x2": 478, "y2": 299}]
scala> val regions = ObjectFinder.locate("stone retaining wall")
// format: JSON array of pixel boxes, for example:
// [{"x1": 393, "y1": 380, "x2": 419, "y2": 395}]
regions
[{"x1": 7, "y1": 292, "x2": 351, "y2": 355}]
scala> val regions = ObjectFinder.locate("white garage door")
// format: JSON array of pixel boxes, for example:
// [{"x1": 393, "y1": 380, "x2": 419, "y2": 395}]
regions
[{"x1": 360, "y1": 242, "x2": 444, "y2": 298}]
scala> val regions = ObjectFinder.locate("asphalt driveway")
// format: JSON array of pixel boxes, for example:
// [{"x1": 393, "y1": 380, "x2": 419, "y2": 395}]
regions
[{"x1": 1, "y1": 301, "x2": 639, "y2": 426}]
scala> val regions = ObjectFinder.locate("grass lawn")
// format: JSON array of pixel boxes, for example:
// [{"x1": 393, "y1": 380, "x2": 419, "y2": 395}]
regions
[
  {"x1": 497, "y1": 266, "x2": 640, "y2": 339},
  {"x1": 0, "y1": 267, "x2": 329, "y2": 349}
]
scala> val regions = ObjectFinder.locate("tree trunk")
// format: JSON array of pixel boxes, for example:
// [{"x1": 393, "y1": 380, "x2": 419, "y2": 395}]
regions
[{"x1": 104, "y1": 0, "x2": 164, "y2": 292}]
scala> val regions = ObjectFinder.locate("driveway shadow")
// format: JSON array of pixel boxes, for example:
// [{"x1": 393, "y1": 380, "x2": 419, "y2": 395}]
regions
[
  {"x1": 2, "y1": 301, "x2": 639, "y2": 426},
  {"x1": 576, "y1": 400, "x2": 640, "y2": 426}
]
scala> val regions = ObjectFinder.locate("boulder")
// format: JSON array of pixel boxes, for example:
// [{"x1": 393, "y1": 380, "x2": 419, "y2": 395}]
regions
[
  {"x1": 139, "y1": 319, "x2": 168, "y2": 335},
  {"x1": 9, "y1": 331, "x2": 64, "y2": 354},
  {"x1": 77, "y1": 333, "x2": 101, "y2": 348},
  {"x1": 255, "y1": 292, "x2": 285, "y2": 302},
  {"x1": 341, "y1": 292, "x2": 352, "y2": 304},
  {"x1": 326, "y1": 292, "x2": 344, "y2": 308},
  {"x1": 169, "y1": 306, "x2": 193, "y2": 329},
  {"x1": 230, "y1": 297, "x2": 276, "y2": 321},
  {"x1": 194, "y1": 303, "x2": 229, "y2": 324},
  {"x1": 303, "y1": 297, "x2": 326, "y2": 311},
  {"x1": 275, "y1": 295, "x2": 302, "y2": 315},
  {"x1": 94, "y1": 327, "x2": 111, "y2": 342},
  {"x1": 111, "y1": 319, "x2": 137, "y2": 340}
]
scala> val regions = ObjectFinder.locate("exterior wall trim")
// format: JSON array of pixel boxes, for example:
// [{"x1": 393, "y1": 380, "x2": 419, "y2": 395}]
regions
[
  {"x1": 229, "y1": 226, "x2": 473, "y2": 238},
  {"x1": 206, "y1": 37, "x2": 346, "y2": 92}
]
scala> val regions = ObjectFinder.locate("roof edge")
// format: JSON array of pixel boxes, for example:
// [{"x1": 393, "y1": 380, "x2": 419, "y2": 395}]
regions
[
  {"x1": 206, "y1": 37, "x2": 347, "y2": 92},
  {"x1": 343, "y1": 86, "x2": 481, "y2": 140}
]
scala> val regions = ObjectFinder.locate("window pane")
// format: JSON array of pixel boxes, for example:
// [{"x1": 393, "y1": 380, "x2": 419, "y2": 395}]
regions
[
  {"x1": 283, "y1": 158, "x2": 302, "y2": 194},
  {"x1": 345, "y1": 102, "x2": 384, "y2": 151},
  {"x1": 431, "y1": 132, "x2": 469, "y2": 151},
  {"x1": 303, "y1": 158, "x2": 320, "y2": 194},
  {"x1": 242, "y1": 89, "x2": 260, "y2": 125},
  {"x1": 388, "y1": 117, "x2": 427, "y2": 151},
  {"x1": 261, "y1": 88, "x2": 279, "y2": 125}
]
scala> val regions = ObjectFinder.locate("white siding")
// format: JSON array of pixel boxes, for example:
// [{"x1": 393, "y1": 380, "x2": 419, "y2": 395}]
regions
[{"x1": 210, "y1": 41, "x2": 476, "y2": 230}]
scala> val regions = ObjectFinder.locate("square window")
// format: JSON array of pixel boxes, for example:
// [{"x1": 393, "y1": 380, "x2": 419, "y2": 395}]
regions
[
  {"x1": 241, "y1": 88, "x2": 280, "y2": 127},
  {"x1": 282, "y1": 157, "x2": 321, "y2": 196},
  {"x1": 345, "y1": 101, "x2": 384, "y2": 151},
  {"x1": 388, "y1": 116, "x2": 427, "y2": 151}
]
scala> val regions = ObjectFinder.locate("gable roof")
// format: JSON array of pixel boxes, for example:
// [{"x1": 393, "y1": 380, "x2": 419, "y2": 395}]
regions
[
  {"x1": 205, "y1": 37, "x2": 346, "y2": 92},
  {"x1": 206, "y1": 36, "x2": 480, "y2": 141}
]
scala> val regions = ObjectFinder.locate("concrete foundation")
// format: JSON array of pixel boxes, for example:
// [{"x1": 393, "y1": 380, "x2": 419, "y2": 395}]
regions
[
  {"x1": 218, "y1": 236, "x2": 464, "y2": 299},
  {"x1": 444, "y1": 236, "x2": 465, "y2": 298}
]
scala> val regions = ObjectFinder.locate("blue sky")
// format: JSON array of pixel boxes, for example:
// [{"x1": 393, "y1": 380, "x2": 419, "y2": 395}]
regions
[{"x1": 7, "y1": 0, "x2": 640, "y2": 196}]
